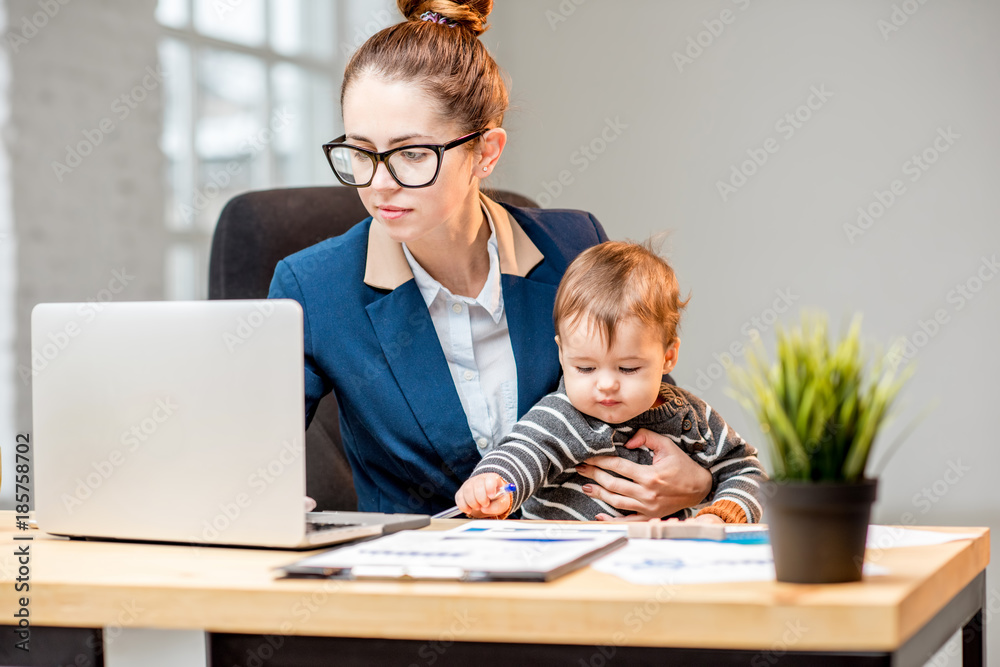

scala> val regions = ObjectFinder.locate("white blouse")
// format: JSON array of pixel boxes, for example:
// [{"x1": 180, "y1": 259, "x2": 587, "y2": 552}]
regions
[{"x1": 401, "y1": 207, "x2": 519, "y2": 453}]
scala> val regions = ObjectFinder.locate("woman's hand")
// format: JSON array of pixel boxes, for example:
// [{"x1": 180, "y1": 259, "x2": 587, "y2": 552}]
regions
[
  {"x1": 575, "y1": 428, "x2": 713, "y2": 521},
  {"x1": 455, "y1": 473, "x2": 513, "y2": 518}
]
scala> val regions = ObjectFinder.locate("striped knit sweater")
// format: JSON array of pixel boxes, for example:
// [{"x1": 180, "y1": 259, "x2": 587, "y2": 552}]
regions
[{"x1": 472, "y1": 378, "x2": 767, "y2": 522}]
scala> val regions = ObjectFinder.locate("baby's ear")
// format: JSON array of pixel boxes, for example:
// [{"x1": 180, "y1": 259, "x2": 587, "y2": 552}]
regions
[{"x1": 662, "y1": 338, "x2": 680, "y2": 373}]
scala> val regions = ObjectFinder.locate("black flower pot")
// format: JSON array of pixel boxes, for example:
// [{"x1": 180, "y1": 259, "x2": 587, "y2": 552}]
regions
[{"x1": 764, "y1": 478, "x2": 878, "y2": 584}]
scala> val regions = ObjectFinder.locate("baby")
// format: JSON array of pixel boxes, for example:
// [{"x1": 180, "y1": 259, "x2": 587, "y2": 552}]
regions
[{"x1": 455, "y1": 241, "x2": 766, "y2": 522}]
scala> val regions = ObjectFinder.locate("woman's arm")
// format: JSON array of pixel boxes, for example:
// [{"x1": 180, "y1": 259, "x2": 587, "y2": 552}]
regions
[
  {"x1": 268, "y1": 259, "x2": 330, "y2": 427},
  {"x1": 574, "y1": 429, "x2": 713, "y2": 520},
  {"x1": 588, "y1": 212, "x2": 611, "y2": 243}
]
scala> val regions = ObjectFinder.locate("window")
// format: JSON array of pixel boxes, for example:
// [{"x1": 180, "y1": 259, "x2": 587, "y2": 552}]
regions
[{"x1": 157, "y1": 0, "x2": 391, "y2": 299}]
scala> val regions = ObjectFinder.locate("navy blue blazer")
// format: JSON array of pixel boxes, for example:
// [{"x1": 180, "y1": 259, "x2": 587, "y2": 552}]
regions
[{"x1": 268, "y1": 200, "x2": 608, "y2": 514}]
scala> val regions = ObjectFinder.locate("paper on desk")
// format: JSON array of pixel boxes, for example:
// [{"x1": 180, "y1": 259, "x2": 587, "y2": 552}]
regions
[
  {"x1": 280, "y1": 522, "x2": 627, "y2": 581},
  {"x1": 592, "y1": 539, "x2": 775, "y2": 584},
  {"x1": 592, "y1": 539, "x2": 889, "y2": 585},
  {"x1": 449, "y1": 520, "x2": 629, "y2": 537},
  {"x1": 865, "y1": 525, "x2": 979, "y2": 549}
]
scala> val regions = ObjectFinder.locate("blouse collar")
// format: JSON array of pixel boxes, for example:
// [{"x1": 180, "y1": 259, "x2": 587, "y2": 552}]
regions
[{"x1": 363, "y1": 193, "x2": 544, "y2": 291}]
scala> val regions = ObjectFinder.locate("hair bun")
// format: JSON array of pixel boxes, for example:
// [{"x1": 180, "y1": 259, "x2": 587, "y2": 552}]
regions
[{"x1": 397, "y1": 0, "x2": 493, "y2": 36}]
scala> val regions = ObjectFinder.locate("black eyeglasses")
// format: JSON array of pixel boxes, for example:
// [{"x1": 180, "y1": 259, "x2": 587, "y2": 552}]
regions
[{"x1": 322, "y1": 130, "x2": 486, "y2": 188}]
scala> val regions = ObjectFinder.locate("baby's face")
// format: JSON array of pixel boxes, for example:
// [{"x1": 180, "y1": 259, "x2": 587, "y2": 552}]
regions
[{"x1": 557, "y1": 316, "x2": 676, "y2": 424}]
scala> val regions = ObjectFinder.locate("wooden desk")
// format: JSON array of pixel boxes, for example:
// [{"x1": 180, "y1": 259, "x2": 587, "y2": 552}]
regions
[{"x1": 0, "y1": 512, "x2": 988, "y2": 666}]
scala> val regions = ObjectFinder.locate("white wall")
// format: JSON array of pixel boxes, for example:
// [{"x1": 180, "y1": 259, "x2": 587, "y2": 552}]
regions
[
  {"x1": 488, "y1": 2, "x2": 998, "y2": 664},
  {"x1": 0, "y1": 0, "x2": 14, "y2": 507}
]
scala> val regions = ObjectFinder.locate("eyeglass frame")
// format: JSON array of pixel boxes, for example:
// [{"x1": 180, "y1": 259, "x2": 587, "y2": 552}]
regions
[{"x1": 321, "y1": 129, "x2": 487, "y2": 189}]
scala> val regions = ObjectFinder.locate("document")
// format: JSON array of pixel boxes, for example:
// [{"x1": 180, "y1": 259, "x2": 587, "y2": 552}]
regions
[
  {"x1": 592, "y1": 539, "x2": 778, "y2": 585},
  {"x1": 278, "y1": 521, "x2": 627, "y2": 582},
  {"x1": 865, "y1": 525, "x2": 980, "y2": 549},
  {"x1": 592, "y1": 538, "x2": 891, "y2": 585}
]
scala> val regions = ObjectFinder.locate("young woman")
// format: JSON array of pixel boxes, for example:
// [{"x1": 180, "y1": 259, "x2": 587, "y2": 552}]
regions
[{"x1": 269, "y1": 0, "x2": 712, "y2": 518}]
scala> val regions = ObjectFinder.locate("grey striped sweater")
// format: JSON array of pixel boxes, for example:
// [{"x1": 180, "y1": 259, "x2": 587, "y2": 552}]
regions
[{"x1": 472, "y1": 378, "x2": 767, "y2": 522}]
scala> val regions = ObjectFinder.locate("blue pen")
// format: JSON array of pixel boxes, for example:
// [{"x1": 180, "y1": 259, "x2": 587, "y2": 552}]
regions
[{"x1": 432, "y1": 483, "x2": 517, "y2": 519}]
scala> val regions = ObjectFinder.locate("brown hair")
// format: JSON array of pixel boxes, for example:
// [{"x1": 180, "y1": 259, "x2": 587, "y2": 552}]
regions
[
  {"x1": 554, "y1": 241, "x2": 691, "y2": 350},
  {"x1": 341, "y1": 1, "x2": 509, "y2": 136}
]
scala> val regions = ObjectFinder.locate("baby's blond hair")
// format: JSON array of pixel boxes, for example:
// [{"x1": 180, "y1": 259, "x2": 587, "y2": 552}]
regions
[{"x1": 553, "y1": 241, "x2": 690, "y2": 349}]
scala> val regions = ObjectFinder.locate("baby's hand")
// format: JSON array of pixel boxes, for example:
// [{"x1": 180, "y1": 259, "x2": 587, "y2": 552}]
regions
[
  {"x1": 690, "y1": 512, "x2": 725, "y2": 524},
  {"x1": 455, "y1": 473, "x2": 513, "y2": 518}
]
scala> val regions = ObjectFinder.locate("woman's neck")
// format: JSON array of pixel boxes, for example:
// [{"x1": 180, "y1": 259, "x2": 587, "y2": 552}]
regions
[{"x1": 405, "y1": 196, "x2": 491, "y2": 298}]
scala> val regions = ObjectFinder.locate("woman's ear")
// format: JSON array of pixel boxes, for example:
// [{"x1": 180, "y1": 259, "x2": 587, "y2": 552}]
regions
[
  {"x1": 662, "y1": 338, "x2": 680, "y2": 374},
  {"x1": 477, "y1": 128, "x2": 507, "y2": 177}
]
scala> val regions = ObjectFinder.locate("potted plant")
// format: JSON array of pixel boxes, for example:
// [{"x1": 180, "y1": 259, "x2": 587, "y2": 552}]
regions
[{"x1": 728, "y1": 313, "x2": 912, "y2": 583}]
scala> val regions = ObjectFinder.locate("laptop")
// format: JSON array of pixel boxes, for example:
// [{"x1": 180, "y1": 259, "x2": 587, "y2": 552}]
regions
[{"x1": 31, "y1": 299, "x2": 428, "y2": 549}]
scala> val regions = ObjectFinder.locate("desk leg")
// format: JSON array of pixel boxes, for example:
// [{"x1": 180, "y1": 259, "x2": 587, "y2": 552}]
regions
[
  {"x1": 0, "y1": 625, "x2": 102, "y2": 666},
  {"x1": 105, "y1": 628, "x2": 207, "y2": 667},
  {"x1": 961, "y1": 608, "x2": 984, "y2": 667}
]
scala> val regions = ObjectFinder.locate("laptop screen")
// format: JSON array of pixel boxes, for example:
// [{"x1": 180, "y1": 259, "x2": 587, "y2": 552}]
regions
[{"x1": 32, "y1": 300, "x2": 310, "y2": 547}]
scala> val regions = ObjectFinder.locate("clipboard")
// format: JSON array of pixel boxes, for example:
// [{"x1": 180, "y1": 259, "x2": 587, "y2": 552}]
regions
[{"x1": 277, "y1": 522, "x2": 628, "y2": 582}]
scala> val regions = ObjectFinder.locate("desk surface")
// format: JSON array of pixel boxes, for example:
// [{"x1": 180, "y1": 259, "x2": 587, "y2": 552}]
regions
[{"x1": 0, "y1": 512, "x2": 988, "y2": 652}]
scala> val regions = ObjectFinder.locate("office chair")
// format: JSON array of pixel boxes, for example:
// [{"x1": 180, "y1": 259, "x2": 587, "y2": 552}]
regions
[{"x1": 209, "y1": 186, "x2": 538, "y2": 511}]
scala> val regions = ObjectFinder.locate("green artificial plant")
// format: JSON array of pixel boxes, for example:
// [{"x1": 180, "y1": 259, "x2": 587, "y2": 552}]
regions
[{"x1": 728, "y1": 313, "x2": 912, "y2": 482}]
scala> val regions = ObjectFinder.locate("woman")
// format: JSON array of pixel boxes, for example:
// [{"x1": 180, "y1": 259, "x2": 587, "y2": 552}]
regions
[{"x1": 269, "y1": 0, "x2": 711, "y2": 518}]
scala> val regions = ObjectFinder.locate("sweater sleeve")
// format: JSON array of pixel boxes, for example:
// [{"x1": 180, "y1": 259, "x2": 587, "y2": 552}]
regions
[
  {"x1": 471, "y1": 391, "x2": 616, "y2": 513},
  {"x1": 688, "y1": 402, "x2": 768, "y2": 523}
]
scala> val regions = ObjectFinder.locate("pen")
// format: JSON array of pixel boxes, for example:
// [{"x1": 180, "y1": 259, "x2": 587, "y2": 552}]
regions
[{"x1": 432, "y1": 483, "x2": 517, "y2": 519}]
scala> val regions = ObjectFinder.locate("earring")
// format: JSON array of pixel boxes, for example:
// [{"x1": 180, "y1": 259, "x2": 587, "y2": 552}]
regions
[{"x1": 482, "y1": 167, "x2": 488, "y2": 172}]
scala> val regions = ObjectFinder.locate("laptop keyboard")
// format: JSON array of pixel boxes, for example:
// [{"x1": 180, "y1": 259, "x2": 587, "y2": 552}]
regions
[{"x1": 305, "y1": 521, "x2": 363, "y2": 534}]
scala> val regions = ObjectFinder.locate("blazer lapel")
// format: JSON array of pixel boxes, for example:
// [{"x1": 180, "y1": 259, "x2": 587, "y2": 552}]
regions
[
  {"x1": 365, "y1": 283, "x2": 475, "y2": 476},
  {"x1": 502, "y1": 274, "x2": 561, "y2": 417}
]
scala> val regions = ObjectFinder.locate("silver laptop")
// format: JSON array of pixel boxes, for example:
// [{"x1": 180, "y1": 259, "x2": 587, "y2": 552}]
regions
[{"x1": 31, "y1": 299, "x2": 428, "y2": 549}]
